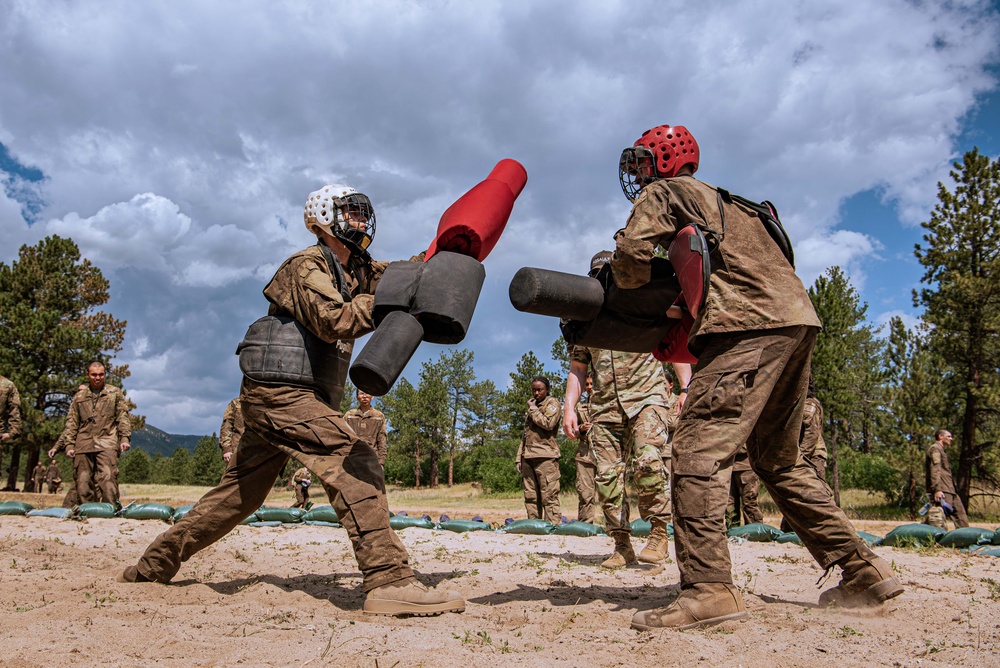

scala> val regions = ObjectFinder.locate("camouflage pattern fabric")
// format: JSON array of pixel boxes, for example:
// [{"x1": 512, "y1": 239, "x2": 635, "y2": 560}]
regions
[
  {"x1": 219, "y1": 398, "x2": 245, "y2": 461},
  {"x1": 343, "y1": 407, "x2": 388, "y2": 466}
]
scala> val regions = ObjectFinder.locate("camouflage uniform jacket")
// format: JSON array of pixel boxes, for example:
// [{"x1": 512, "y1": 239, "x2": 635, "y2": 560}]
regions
[
  {"x1": 612, "y1": 176, "x2": 821, "y2": 354},
  {"x1": 799, "y1": 397, "x2": 828, "y2": 461},
  {"x1": 0, "y1": 376, "x2": 22, "y2": 438},
  {"x1": 925, "y1": 442, "x2": 958, "y2": 496},
  {"x1": 343, "y1": 407, "x2": 388, "y2": 463},
  {"x1": 570, "y1": 346, "x2": 670, "y2": 423},
  {"x1": 219, "y1": 398, "x2": 245, "y2": 458},
  {"x1": 516, "y1": 395, "x2": 562, "y2": 460},
  {"x1": 61, "y1": 384, "x2": 131, "y2": 454},
  {"x1": 32, "y1": 463, "x2": 46, "y2": 485},
  {"x1": 574, "y1": 396, "x2": 594, "y2": 462}
]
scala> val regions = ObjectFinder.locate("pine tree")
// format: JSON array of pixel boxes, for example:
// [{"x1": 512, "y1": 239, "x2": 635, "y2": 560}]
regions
[
  {"x1": 189, "y1": 434, "x2": 225, "y2": 486},
  {"x1": 915, "y1": 148, "x2": 1000, "y2": 506}
]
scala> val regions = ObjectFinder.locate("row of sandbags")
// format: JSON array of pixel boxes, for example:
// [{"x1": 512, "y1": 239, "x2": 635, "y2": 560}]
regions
[{"x1": 727, "y1": 521, "x2": 1000, "y2": 555}]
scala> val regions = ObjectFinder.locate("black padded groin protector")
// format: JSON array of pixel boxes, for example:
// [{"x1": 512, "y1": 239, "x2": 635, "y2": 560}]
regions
[
  {"x1": 349, "y1": 310, "x2": 425, "y2": 396},
  {"x1": 411, "y1": 251, "x2": 486, "y2": 344},
  {"x1": 372, "y1": 261, "x2": 425, "y2": 327},
  {"x1": 508, "y1": 267, "x2": 605, "y2": 322}
]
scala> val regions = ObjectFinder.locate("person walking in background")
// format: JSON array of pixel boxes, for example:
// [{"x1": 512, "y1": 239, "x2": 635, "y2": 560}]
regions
[
  {"x1": 570, "y1": 374, "x2": 598, "y2": 524},
  {"x1": 218, "y1": 397, "x2": 245, "y2": 470},
  {"x1": 344, "y1": 389, "x2": 389, "y2": 468},
  {"x1": 924, "y1": 428, "x2": 970, "y2": 529}
]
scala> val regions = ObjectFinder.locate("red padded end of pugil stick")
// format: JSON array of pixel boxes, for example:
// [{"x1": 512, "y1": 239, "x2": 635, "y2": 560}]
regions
[{"x1": 425, "y1": 158, "x2": 528, "y2": 262}]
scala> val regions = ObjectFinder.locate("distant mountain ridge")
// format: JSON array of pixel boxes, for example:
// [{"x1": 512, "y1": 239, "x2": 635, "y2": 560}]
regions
[{"x1": 131, "y1": 425, "x2": 208, "y2": 457}]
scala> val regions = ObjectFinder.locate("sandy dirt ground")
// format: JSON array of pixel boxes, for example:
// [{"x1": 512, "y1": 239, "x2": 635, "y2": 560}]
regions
[{"x1": 1, "y1": 510, "x2": 999, "y2": 668}]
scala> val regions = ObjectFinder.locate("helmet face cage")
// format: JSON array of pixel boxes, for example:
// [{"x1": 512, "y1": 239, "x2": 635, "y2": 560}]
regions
[
  {"x1": 619, "y1": 146, "x2": 656, "y2": 202},
  {"x1": 332, "y1": 193, "x2": 376, "y2": 251}
]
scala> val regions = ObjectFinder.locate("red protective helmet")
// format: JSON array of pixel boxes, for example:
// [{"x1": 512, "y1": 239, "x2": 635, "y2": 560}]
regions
[{"x1": 619, "y1": 124, "x2": 700, "y2": 201}]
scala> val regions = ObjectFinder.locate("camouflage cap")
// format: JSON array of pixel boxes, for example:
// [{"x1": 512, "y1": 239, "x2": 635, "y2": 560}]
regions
[{"x1": 590, "y1": 250, "x2": 613, "y2": 275}]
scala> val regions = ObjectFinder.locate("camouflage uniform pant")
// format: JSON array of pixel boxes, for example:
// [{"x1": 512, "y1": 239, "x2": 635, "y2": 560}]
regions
[
  {"x1": 729, "y1": 469, "x2": 764, "y2": 525},
  {"x1": 73, "y1": 450, "x2": 119, "y2": 504},
  {"x1": 591, "y1": 404, "x2": 671, "y2": 535},
  {"x1": 575, "y1": 458, "x2": 598, "y2": 523},
  {"x1": 293, "y1": 483, "x2": 310, "y2": 508},
  {"x1": 134, "y1": 380, "x2": 413, "y2": 592},
  {"x1": 522, "y1": 457, "x2": 561, "y2": 524},
  {"x1": 925, "y1": 491, "x2": 970, "y2": 529},
  {"x1": 672, "y1": 326, "x2": 861, "y2": 586}
]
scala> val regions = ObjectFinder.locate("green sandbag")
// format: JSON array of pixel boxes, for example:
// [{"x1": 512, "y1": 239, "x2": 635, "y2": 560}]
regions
[
  {"x1": 968, "y1": 545, "x2": 1000, "y2": 557},
  {"x1": 993, "y1": 527, "x2": 1000, "y2": 546},
  {"x1": 239, "y1": 512, "x2": 260, "y2": 525},
  {"x1": 26, "y1": 507, "x2": 72, "y2": 519},
  {"x1": 552, "y1": 521, "x2": 604, "y2": 537},
  {"x1": 857, "y1": 531, "x2": 882, "y2": 547},
  {"x1": 503, "y1": 519, "x2": 555, "y2": 535},
  {"x1": 727, "y1": 522, "x2": 783, "y2": 542},
  {"x1": 775, "y1": 531, "x2": 804, "y2": 545},
  {"x1": 304, "y1": 520, "x2": 341, "y2": 527},
  {"x1": 0, "y1": 500, "x2": 33, "y2": 515},
  {"x1": 302, "y1": 505, "x2": 340, "y2": 523},
  {"x1": 172, "y1": 504, "x2": 195, "y2": 522},
  {"x1": 937, "y1": 527, "x2": 995, "y2": 548},
  {"x1": 630, "y1": 519, "x2": 652, "y2": 537},
  {"x1": 438, "y1": 519, "x2": 492, "y2": 533},
  {"x1": 255, "y1": 507, "x2": 305, "y2": 523},
  {"x1": 249, "y1": 520, "x2": 283, "y2": 527},
  {"x1": 75, "y1": 502, "x2": 117, "y2": 518},
  {"x1": 122, "y1": 503, "x2": 175, "y2": 522},
  {"x1": 389, "y1": 515, "x2": 435, "y2": 530},
  {"x1": 880, "y1": 523, "x2": 945, "y2": 547}
]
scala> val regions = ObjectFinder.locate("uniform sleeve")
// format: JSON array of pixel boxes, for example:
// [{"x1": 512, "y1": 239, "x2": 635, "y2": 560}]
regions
[
  {"x1": 115, "y1": 389, "x2": 132, "y2": 443},
  {"x1": 265, "y1": 254, "x2": 376, "y2": 343},
  {"x1": 928, "y1": 447, "x2": 944, "y2": 494},
  {"x1": 375, "y1": 417, "x2": 388, "y2": 465},
  {"x1": 60, "y1": 396, "x2": 82, "y2": 451},
  {"x1": 569, "y1": 345, "x2": 592, "y2": 367},
  {"x1": 611, "y1": 183, "x2": 681, "y2": 289},
  {"x1": 219, "y1": 402, "x2": 234, "y2": 454},
  {"x1": 528, "y1": 397, "x2": 562, "y2": 431},
  {"x1": 4, "y1": 385, "x2": 21, "y2": 437}
]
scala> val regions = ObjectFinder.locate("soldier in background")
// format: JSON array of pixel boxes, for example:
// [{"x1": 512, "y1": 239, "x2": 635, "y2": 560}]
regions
[
  {"x1": 45, "y1": 458, "x2": 63, "y2": 494},
  {"x1": 291, "y1": 466, "x2": 313, "y2": 509},
  {"x1": 924, "y1": 429, "x2": 969, "y2": 529},
  {"x1": 0, "y1": 374, "x2": 22, "y2": 460},
  {"x1": 564, "y1": 250, "x2": 690, "y2": 568},
  {"x1": 780, "y1": 376, "x2": 828, "y2": 531},
  {"x1": 343, "y1": 389, "x2": 388, "y2": 468},
  {"x1": 57, "y1": 363, "x2": 131, "y2": 505},
  {"x1": 218, "y1": 397, "x2": 244, "y2": 469},
  {"x1": 515, "y1": 376, "x2": 562, "y2": 524},
  {"x1": 30, "y1": 460, "x2": 46, "y2": 494},
  {"x1": 570, "y1": 375, "x2": 598, "y2": 524}
]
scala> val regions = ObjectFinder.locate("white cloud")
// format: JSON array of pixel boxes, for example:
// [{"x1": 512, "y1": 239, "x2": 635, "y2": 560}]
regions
[{"x1": 0, "y1": 0, "x2": 997, "y2": 432}]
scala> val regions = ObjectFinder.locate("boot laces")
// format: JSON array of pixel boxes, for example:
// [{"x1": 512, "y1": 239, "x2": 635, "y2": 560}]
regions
[{"x1": 815, "y1": 566, "x2": 834, "y2": 589}]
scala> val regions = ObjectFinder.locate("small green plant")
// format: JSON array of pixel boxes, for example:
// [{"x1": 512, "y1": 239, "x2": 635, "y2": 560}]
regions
[
  {"x1": 981, "y1": 577, "x2": 1000, "y2": 601},
  {"x1": 834, "y1": 626, "x2": 861, "y2": 638}
]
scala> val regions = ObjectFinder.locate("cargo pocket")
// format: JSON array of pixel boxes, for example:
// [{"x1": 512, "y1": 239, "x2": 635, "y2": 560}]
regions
[{"x1": 687, "y1": 347, "x2": 761, "y2": 423}]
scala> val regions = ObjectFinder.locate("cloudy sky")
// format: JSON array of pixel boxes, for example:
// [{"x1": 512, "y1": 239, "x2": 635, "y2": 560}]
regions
[{"x1": 2, "y1": 1, "x2": 999, "y2": 435}]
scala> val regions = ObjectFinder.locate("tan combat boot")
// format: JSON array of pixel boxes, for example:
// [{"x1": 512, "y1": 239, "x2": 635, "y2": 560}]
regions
[
  {"x1": 631, "y1": 582, "x2": 747, "y2": 631},
  {"x1": 638, "y1": 520, "x2": 669, "y2": 564},
  {"x1": 363, "y1": 576, "x2": 465, "y2": 617},
  {"x1": 601, "y1": 532, "x2": 637, "y2": 568},
  {"x1": 818, "y1": 545, "x2": 904, "y2": 608}
]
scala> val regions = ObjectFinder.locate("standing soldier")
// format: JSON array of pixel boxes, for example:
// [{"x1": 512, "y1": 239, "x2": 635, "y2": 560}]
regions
[
  {"x1": 0, "y1": 374, "x2": 22, "y2": 460},
  {"x1": 291, "y1": 466, "x2": 313, "y2": 509},
  {"x1": 614, "y1": 123, "x2": 903, "y2": 630},
  {"x1": 118, "y1": 182, "x2": 464, "y2": 617},
  {"x1": 924, "y1": 429, "x2": 970, "y2": 529},
  {"x1": 571, "y1": 375, "x2": 598, "y2": 523},
  {"x1": 564, "y1": 250, "x2": 691, "y2": 568},
  {"x1": 45, "y1": 458, "x2": 63, "y2": 494},
  {"x1": 218, "y1": 397, "x2": 244, "y2": 469},
  {"x1": 31, "y1": 460, "x2": 46, "y2": 494},
  {"x1": 58, "y1": 363, "x2": 131, "y2": 505},
  {"x1": 343, "y1": 389, "x2": 389, "y2": 468},
  {"x1": 515, "y1": 376, "x2": 562, "y2": 524}
]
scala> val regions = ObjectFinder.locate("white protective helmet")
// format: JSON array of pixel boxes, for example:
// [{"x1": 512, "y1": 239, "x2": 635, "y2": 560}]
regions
[{"x1": 303, "y1": 183, "x2": 376, "y2": 252}]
